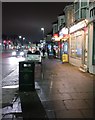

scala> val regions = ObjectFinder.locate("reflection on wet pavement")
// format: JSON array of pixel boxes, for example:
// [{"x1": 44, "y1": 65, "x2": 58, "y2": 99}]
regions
[
  {"x1": 2, "y1": 82, "x2": 48, "y2": 119},
  {"x1": 2, "y1": 97, "x2": 22, "y2": 119},
  {"x1": 2, "y1": 58, "x2": 94, "y2": 119}
]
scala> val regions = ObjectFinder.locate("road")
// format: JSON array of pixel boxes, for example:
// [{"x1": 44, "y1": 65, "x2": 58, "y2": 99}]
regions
[
  {"x1": 2, "y1": 51, "x2": 26, "y2": 83},
  {"x1": 2, "y1": 50, "x2": 42, "y2": 87}
]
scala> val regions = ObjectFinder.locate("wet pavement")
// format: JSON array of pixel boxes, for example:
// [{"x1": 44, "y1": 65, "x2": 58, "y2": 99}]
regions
[{"x1": 2, "y1": 58, "x2": 95, "y2": 119}]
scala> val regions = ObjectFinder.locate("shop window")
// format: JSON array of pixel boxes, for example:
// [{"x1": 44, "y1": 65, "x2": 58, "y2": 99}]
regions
[
  {"x1": 92, "y1": 22, "x2": 95, "y2": 65},
  {"x1": 61, "y1": 19, "x2": 64, "y2": 25},
  {"x1": 76, "y1": 35, "x2": 82, "y2": 57},
  {"x1": 71, "y1": 34, "x2": 76, "y2": 57},
  {"x1": 70, "y1": 34, "x2": 82, "y2": 58}
]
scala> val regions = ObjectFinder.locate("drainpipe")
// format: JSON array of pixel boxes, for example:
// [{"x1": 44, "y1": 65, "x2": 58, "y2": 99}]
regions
[{"x1": 87, "y1": 24, "x2": 90, "y2": 72}]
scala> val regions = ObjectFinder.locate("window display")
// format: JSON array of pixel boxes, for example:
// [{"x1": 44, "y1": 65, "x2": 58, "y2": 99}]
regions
[{"x1": 70, "y1": 33, "x2": 82, "y2": 58}]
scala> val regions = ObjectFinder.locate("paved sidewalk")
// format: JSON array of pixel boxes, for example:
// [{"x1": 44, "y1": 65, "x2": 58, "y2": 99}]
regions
[
  {"x1": 37, "y1": 58, "x2": 94, "y2": 118},
  {"x1": 2, "y1": 58, "x2": 94, "y2": 119}
]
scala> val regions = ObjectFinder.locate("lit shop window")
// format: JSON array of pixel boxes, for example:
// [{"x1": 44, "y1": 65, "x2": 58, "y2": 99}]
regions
[
  {"x1": 76, "y1": 35, "x2": 82, "y2": 57},
  {"x1": 70, "y1": 34, "x2": 82, "y2": 58},
  {"x1": 71, "y1": 35, "x2": 76, "y2": 57}
]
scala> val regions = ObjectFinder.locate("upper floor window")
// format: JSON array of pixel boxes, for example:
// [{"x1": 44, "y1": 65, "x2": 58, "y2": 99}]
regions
[
  {"x1": 54, "y1": 25, "x2": 58, "y2": 32},
  {"x1": 75, "y1": 10, "x2": 79, "y2": 21},
  {"x1": 74, "y1": 2, "x2": 79, "y2": 11},
  {"x1": 81, "y1": 8, "x2": 87, "y2": 18},
  {"x1": 90, "y1": 7, "x2": 95, "y2": 18},
  {"x1": 61, "y1": 19, "x2": 64, "y2": 25},
  {"x1": 81, "y1": 2, "x2": 87, "y2": 7}
]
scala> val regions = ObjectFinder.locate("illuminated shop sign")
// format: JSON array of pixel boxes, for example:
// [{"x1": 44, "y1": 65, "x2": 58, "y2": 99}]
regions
[
  {"x1": 59, "y1": 31, "x2": 63, "y2": 38},
  {"x1": 70, "y1": 19, "x2": 88, "y2": 33},
  {"x1": 59, "y1": 27, "x2": 68, "y2": 38},
  {"x1": 52, "y1": 33, "x2": 60, "y2": 41},
  {"x1": 53, "y1": 33, "x2": 58, "y2": 38}
]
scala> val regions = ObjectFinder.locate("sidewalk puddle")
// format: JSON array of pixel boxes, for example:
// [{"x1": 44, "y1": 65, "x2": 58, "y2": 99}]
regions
[
  {"x1": 2, "y1": 82, "x2": 40, "y2": 89},
  {"x1": 2, "y1": 97, "x2": 22, "y2": 119},
  {"x1": 2, "y1": 91, "x2": 48, "y2": 119},
  {"x1": 2, "y1": 85, "x2": 19, "y2": 89}
]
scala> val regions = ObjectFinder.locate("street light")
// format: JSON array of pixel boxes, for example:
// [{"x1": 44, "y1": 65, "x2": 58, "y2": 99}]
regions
[
  {"x1": 19, "y1": 36, "x2": 22, "y2": 39},
  {"x1": 23, "y1": 37, "x2": 25, "y2": 40},
  {"x1": 41, "y1": 28, "x2": 44, "y2": 40}
]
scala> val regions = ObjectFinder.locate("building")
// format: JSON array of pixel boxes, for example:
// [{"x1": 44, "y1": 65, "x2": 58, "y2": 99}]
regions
[
  {"x1": 52, "y1": 21, "x2": 58, "y2": 35},
  {"x1": 67, "y1": 0, "x2": 90, "y2": 73},
  {"x1": 87, "y1": 1, "x2": 95, "y2": 74},
  {"x1": 74, "y1": 0, "x2": 89, "y2": 21},
  {"x1": 58, "y1": 4, "x2": 74, "y2": 63},
  {"x1": 57, "y1": 14, "x2": 65, "y2": 31},
  {"x1": 52, "y1": 14, "x2": 67, "y2": 59},
  {"x1": 64, "y1": 4, "x2": 75, "y2": 28}
]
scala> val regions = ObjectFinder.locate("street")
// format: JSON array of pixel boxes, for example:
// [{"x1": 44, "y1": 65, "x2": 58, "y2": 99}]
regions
[
  {"x1": 2, "y1": 51, "x2": 26, "y2": 85},
  {"x1": 1, "y1": 52, "x2": 94, "y2": 119},
  {"x1": 2, "y1": 1, "x2": 95, "y2": 119}
]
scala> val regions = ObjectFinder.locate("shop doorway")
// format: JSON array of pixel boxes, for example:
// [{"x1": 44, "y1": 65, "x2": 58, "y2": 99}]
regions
[
  {"x1": 84, "y1": 34, "x2": 88, "y2": 66},
  {"x1": 61, "y1": 40, "x2": 69, "y2": 63}
]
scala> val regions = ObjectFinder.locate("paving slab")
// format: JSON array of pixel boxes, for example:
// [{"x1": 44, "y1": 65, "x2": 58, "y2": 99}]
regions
[{"x1": 2, "y1": 58, "x2": 94, "y2": 119}]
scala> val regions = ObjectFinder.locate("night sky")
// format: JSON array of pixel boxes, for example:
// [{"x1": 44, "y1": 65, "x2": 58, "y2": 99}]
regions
[{"x1": 2, "y1": 2, "x2": 72, "y2": 42}]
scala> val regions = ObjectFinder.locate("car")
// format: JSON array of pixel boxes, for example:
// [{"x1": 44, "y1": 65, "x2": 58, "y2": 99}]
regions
[
  {"x1": 12, "y1": 49, "x2": 25, "y2": 57},
  {"x1": 26, "y1": 50, "x2": 42, "y2": 64}
]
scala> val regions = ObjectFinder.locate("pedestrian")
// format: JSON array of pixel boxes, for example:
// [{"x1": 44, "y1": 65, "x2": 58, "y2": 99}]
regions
[
  {"x1": 53, "y1": 48, "x2": 56, "y2": 58},
  {"x1": 47, "y1": 48, "x2": 49, "y2": 57},
  {"x1": 42, "y1": 48, "x2": 45, "y2": 57}
]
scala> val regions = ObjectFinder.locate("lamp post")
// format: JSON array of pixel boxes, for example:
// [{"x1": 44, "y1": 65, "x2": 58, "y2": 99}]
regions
[
  {"x1": 18, "y1": 35, "x2": 22, "y2": 47},
  {"x1": 41, "y1": 28, "x2": 44, "y2": 40}
]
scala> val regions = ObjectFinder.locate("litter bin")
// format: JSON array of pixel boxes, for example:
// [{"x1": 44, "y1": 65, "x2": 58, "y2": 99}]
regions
[{"x1": 19, "y1": 61, "x2": 35, "y2": 91}]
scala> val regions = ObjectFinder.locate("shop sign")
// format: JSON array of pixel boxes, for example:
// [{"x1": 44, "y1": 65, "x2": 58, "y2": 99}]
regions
[
  {"x1": 59, "y1": 31, "x2": 63, "y2": 38},
  {"x1": 53, "y1": 33, "x2": 58, "y2": 38},
  {"x1": 53, "y1": 27, "x2": 69, "y2": 41},
  {"x1": 52, "y1": 33, "x2": 60, "y2": 41},
  {"x1": 59, "y1": 27, "x2": 68, "y2": 38},
  {"x1": 69, "y1": 19, "x2": 88, "y2": 33},
  {"x1": 54, "y1": 37, "x2": 60, "y2": 41}
]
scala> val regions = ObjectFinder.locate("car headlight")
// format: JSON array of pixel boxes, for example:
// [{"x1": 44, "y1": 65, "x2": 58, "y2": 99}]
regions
[
  {"x1": 20, "y1": 51, "x2": 24, "y2": 56},
  {"x1": 12, "y1": 51, "x2": 16, "y2": 56}
]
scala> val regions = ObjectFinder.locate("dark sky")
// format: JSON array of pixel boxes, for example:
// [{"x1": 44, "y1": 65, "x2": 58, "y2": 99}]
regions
[{"x1": 2, "y1": 2, "x2": 72, "y2": 42}]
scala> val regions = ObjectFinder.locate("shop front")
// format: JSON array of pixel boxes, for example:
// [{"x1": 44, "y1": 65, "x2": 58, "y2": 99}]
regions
[
  {"x1": 69, "y1": 19, "x2": 88, "y2": 70},
  {"x1": 60, "y1": 36, "x2": 69, "y2": 63},
  {"x1": 59, "y1": 27, "x2": 69, "y2": 63},
  {"x1": 52, "y1": 33, "x2": 61, "y2": 59}
]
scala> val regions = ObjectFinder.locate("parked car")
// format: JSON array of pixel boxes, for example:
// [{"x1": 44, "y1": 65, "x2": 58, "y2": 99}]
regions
[
  {"x1": 26, "y1": 50, "x2": 42, "y2": 64},
  {"x1": 12, "y1": 49, "x2": 26, "y2": 57}
]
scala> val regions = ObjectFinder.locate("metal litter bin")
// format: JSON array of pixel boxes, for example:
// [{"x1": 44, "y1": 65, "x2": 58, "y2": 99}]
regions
[{"x1": 19, "y1": 61, "x2": 35, "y2": 91}]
